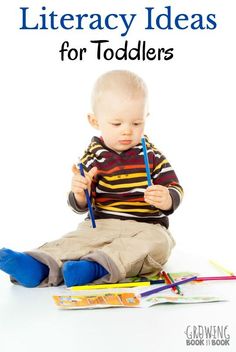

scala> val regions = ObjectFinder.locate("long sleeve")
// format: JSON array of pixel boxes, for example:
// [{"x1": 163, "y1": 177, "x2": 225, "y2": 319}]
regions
[
  {"x1": 67, "y1": 191, "x2": 88, "y2": 214},
  {"x1": 153, "y1": 155, "x2": 183, "y2": 214},
  {"x1": 148, "y1": 140, "x2": 183, "y2": 215},
  {"x1": 67, "y1": 138, "x2": 100, "y2": 215}
]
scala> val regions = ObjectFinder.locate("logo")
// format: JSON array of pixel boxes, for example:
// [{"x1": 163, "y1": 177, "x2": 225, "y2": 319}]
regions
[{"x1": 184, "y1": 325, "x2": 230, "y2": 347}]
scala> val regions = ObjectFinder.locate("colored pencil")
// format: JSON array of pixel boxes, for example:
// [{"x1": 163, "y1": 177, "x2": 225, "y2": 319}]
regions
[
  {"x1": 149, "y1": 279, "x2": 165, "y2": 284},
  {"x1": 195, "y1": 276, "x2": 236, "y2": 282},
  {"x1": 141, "y1": 137, "x2": 152, "y2": 186},
  {"x1": 70, "y1": 282, "x2": 151, "y2": 290},
  {"x1": 162, "y1": 271, "x2": 179, "y2": 295},
  {"x1": 209, "y1": 260, "x2": 234, "y2": 276},
  {"x1": 138, "y1": 277, "x2": 165, "y2": 284},
  {"x1": 139, "y1": 276, "x2": 198, "y2": 298},
  {"x1": 168, "y1": 272, "x2": 183, "y2": 295},
  {"x1": 76, "y1": 158, "x2": 96, "y2": 228}
]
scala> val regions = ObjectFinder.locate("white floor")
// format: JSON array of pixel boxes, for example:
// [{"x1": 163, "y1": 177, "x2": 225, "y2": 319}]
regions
[{"x1": 0, "y1": 249, "x2": 235, "y2": 352}]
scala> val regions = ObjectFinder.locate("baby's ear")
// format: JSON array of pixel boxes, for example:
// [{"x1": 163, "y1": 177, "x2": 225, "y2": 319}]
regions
[{"x1": 87, "y1": 113, "x2": 99, "y2": 129}]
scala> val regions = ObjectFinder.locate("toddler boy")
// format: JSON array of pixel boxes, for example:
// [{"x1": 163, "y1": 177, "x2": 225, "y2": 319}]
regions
[{"x1": 0, "y1": 70, "x2": 183, "y2": 287}]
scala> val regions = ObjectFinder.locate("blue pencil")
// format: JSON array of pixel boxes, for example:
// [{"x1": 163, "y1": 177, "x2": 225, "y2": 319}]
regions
[
  {"x1": 141, "y1": 137, "x2": 152, "y2": 186},
  {"x1": 140, "y1": 276, "x2": 197, "y2": 298},
  {"x1": 77, "y1": 158, "x2": 96, "y2": 228}
]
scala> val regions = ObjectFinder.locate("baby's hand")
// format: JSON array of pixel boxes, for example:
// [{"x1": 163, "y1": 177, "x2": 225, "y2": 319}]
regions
[
  {"x1": 144, "y1": 185, "x2": 172, "y2": 211},
  {"x1": 71, "y1": 165, "x2": 98, "y2": 207}
]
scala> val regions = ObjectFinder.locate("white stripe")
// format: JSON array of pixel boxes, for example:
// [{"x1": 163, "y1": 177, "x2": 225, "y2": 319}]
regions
[
  {"x1": 97, "y1": 209, "x2": 166, "y2": 219},
  {"x1": 153, "y1": 166, "x2": 173, "y2": 178},
  {"x1": 93, "y1": 157, "x2": 106, "y2": 163},
  {"x1": 159, "y1": 166, "x2": 173, "y2": 173},
  {"x1": 153, "y1": 152, "x2": 162, "y2": 158},
  {"x1": 133, "y1": 145, "x2": 142, "y2": 150},
  {"x1": 85, "y1": 159, "x2": 95, "y2": 168},
  {"x1": 94, "y1": 148, "x2": 108, "y2": 156},
  {"x1": 85, "y1": 157, "x2": 106, "y2": 168},
  {"x1": 139, "y1": 149, "x2": 154, "y2": 156},
  {"x1": 96, "y1": 187, "x2": 145, "y2": 194},
  {"x1": 160, "y1": 166, "x2": 173, "y2": 173}
]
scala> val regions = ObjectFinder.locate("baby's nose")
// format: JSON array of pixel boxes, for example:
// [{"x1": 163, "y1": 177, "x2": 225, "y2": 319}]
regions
[{"x1": 122, "y1": 125, "x2": 132, "y2": 134}]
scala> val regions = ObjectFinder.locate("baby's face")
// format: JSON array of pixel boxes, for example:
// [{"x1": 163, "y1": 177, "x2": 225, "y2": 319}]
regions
[{"x1": 93, "y1": 92, "x2": 148, "y2": 153}]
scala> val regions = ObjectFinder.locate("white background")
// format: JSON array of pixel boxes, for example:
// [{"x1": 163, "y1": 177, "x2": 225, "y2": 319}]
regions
[
  {"x1": 0, "y1": 1, "x2": 235, "y2": 270},
  {"x1": 1, "y1": 2, "x2": 236, "y2": 352}
]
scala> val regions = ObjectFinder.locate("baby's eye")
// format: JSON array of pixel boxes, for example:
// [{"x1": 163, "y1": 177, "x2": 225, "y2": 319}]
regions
[
  {"x1": 111, "y1": 123, "x2": 121, "y2": 126},
  {"x1": 133, "y1": 123, "x2": 141, "y2": 126}
]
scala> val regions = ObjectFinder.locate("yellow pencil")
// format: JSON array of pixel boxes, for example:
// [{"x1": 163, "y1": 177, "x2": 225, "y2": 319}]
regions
[
  {"x1": 209, "y1": 260, "x2": 234, "y2": 276},
  {"x1": 70, "y1": 282, "x2": 151, "y2": 291}
]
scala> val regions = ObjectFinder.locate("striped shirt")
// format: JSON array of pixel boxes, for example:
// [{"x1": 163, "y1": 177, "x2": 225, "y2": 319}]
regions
[{"x1": 68, "y1": 135, "x2": 183, "y2": 228}]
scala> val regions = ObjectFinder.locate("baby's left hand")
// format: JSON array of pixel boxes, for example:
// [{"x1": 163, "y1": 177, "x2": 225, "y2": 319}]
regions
[{"x1": 144, "y1": 185, "x2": 172, "y2": 211}]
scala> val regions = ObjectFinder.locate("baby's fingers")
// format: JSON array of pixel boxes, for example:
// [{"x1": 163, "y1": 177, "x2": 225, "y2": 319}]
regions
[
  {"x1": 72, "y1": 181, "x2": 88, "y2": 191},
  {"x1": 73, "y1": 173, "x2": 88, "y2": 185},
  {"x1": 72, "y1": 164, "x2": 79, "y2": 174}
]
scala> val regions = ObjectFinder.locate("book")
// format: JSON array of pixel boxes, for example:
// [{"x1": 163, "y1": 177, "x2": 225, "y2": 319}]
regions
[{"x1": 53, "y1": 293, "x2": 225, "y2": 310}]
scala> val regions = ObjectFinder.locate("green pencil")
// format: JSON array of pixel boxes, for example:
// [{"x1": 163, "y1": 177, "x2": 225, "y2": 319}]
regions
[{"x1": 168, "y1": 273, "x2": 183, "y2": 295}]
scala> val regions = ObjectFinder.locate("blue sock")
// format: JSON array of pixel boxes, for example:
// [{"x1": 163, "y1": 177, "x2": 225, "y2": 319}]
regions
[
  {"x1": 0, "y1": 248, "x2": 49, "y2": 288},
  {"x1": 62, "y1": 260, "x2": 108, "y2": 287}
]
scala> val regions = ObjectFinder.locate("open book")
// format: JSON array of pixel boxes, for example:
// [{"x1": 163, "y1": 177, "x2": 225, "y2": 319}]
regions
[{"x1": 52, "y1": 292, "x2": 224, "y2": 309}]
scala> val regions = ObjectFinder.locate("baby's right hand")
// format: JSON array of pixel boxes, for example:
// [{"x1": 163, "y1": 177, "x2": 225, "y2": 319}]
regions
[{"x1": 71, "y1": 165, "x2": 98, "y2": 207}]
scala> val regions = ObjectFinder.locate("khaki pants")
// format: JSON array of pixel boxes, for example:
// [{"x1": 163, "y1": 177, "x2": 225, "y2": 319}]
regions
[{"x1": 25, "y1": 219, "x2": 175, "y2": 287}]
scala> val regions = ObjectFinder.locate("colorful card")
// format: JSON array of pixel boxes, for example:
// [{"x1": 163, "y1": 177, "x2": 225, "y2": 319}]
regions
[{"x1": 53, "y1": 293, "x2": 225, "y2": 309}]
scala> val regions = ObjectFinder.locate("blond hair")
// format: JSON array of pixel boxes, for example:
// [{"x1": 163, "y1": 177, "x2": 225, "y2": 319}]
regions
[{"x1": 91, "y1": 70, "x2": 148, "y2": 115}]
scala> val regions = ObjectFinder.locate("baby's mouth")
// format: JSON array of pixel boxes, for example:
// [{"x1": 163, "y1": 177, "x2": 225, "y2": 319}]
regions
[{"x1": 119, "y1": 140, "x2": 132, "y2": 145}]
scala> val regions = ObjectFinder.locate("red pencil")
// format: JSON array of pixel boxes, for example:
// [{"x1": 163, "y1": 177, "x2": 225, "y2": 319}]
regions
[
  {"x1": 195, "y1": 275, "x2": 236, "y2": 282},
  {"x1": 162, "y1": 271, "x2": 179, "y2": 294}
]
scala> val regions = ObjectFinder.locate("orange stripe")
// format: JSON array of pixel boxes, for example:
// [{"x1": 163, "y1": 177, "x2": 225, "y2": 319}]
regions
[
  {"x1": 96, "y1": 197, "x2": 144, "y2": 203},
  {"x1": 98, "y1": 164, "x2": 153, "y2": 175}
]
